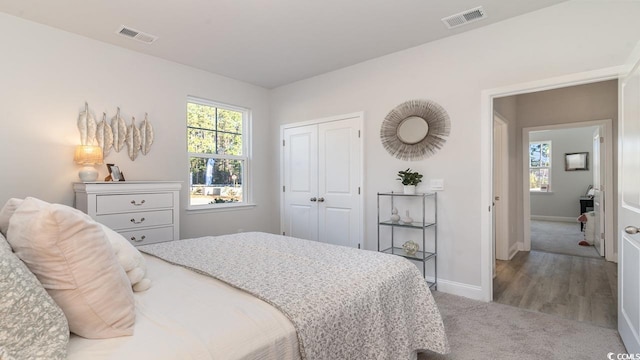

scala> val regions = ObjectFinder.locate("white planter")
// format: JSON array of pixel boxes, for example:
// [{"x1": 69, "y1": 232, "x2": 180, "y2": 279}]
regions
[{"x1": 403, "y1": 185, "x2": 416, "y2": 195}]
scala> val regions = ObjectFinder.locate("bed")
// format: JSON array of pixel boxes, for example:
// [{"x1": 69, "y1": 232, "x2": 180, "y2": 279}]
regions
[{"x1": 0, "y1": 197, "x2": 449, "y2": 360}]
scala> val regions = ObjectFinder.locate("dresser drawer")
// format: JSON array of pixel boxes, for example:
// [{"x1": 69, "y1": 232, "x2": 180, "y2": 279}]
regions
[
  {"x1": 96, "y1": 210, "x2": 173, "y2": 230},
  {"x1": 96, "y1": 193, "x2": 173, "y2": 214},
  {"x1": 119, "y1": 226, "x2": 174, "y2": 246}
]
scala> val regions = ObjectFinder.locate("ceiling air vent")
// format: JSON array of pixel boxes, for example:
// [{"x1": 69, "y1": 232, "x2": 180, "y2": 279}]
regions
[
  {"x1": 441, "y1": 6, "x2": 487, "y2": 29},
  {"x1": 116, "y1": 25, "x2": 158, "y2": 44}
]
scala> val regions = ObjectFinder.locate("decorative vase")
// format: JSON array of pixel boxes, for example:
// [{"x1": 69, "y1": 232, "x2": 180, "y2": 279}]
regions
[
  {"x1": 402, "y1": 240, "x2": 420, "y2": 256},
  {"x1": 401, "y1": 210, "x2": 413, "y2": 224},
  {"x1": 390, "y1": 207, "x2": 400, "y2": 223},
  {"x1": 403, "y1": 185, "x2": 416, "y2": 195}
]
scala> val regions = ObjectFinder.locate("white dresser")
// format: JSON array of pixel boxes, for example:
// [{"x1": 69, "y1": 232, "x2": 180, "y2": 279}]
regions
[{"x1": 74, "y1": 181, "x2": 181, "y2": 246}]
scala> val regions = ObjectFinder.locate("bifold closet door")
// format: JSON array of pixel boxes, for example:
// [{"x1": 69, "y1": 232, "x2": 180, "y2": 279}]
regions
[
  {"x1": 318, "y1": 119, "x2": 360, "y2": 248},
  {"x1": 282, "y1": 124, "x2": 318, "y2": 241},
  {"x1": 282, "y1": 117, "x2": 361, "y2": 248}
]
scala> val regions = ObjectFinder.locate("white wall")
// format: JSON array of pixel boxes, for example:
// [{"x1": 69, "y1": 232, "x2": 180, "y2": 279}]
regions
[
  {"x1": 270, "y1": 1, "x2": 640, "y2": 294},
  {"x1": 529, "y1": 127, "x2": 596, "y2": 219},
  {"x1": 0, "y1": 13, "x2": 277, "y2": 238}
]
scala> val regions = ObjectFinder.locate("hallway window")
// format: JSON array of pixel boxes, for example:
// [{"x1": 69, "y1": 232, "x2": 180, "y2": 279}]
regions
[{"x1": 529, "y1": 141, "x2": 551, "y2": 192}]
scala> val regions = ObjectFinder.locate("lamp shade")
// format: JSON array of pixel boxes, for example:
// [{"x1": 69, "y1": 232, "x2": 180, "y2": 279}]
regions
[{"x1": 74, "y1": 145, "x2": 103, "y2": 165}]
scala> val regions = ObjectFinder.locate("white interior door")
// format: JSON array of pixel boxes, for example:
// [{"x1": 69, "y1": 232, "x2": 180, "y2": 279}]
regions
[
  {"x1": 493, "y1": 115, "x2": 509, "y2": 262},
  {"x1": 318, "y1": 118, "x2": 361, "y2": 248},
  {"x1": 619, "y1": 51, "x2": 640, "y2": 354},
  {"x1": 283, "y1": 125, "x2": 318, "y2": 241},
  {"x1": 593, "y1": 127, "x2": 604, "y2": 256}
]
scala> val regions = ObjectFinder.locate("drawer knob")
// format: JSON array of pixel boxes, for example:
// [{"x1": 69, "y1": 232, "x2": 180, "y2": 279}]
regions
[
  {"x1": 130, "y1": 200, "x2": 146, "y2": 206},
  {"x1": 130, "y1": 217, "x2": 146, "y2": 224},
  {"x1": 130, "y1": 235, "x2": 146, "y2": 242}
]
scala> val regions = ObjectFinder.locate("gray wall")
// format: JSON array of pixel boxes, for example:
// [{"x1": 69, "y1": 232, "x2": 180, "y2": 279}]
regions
[{"x1": 529, "y1": 127, "x2": 596, "y2": 219}]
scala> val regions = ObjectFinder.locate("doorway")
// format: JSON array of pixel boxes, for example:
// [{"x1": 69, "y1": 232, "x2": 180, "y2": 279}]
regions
[{"x1": 490, "y1": 81, "x2": 618, "y2": 328}]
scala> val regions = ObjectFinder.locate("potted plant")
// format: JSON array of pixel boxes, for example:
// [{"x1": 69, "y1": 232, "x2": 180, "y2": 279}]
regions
[{"x1": 397, "y1": 168, "x2": 423, "y2": 194}]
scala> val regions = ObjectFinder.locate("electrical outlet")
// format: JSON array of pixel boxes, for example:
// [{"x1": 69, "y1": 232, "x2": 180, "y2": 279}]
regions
[{"x1": 430, "y1": 179, "x2": 444, "y2": 191}]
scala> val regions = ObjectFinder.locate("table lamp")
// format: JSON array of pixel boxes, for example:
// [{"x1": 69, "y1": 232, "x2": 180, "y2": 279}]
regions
[{"x1": 74, "y1": 145, "x2": 104, "y2": 182}]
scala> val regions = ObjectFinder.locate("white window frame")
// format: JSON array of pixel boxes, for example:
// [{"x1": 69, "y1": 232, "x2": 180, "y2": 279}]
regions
[
  {"x1": 529, "y1": 140, "x2": 552, "y2": 192},
  {"x1": 186, "y1": 96, "x2": 252, "y2": 211}
]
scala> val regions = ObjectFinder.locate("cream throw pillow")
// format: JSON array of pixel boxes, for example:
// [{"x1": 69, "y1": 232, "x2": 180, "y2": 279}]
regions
[
  {"x1": 6, "y1": 197, "x2": 135, "y2": 339},
  {"x1": 0, "y1": 198, "x2": 23, "y2": 236}
]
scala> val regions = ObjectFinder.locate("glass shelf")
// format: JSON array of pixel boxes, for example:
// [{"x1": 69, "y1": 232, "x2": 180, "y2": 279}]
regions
[
  {"x1": 377, "y1": 191, "x2": 435, "y2": 197},
  {"x1": 380, "y1": 247, "x2": 436, "y2": 262},
  {"x1": 379, "y1": 220, "x2": 436, "y2": 229}
]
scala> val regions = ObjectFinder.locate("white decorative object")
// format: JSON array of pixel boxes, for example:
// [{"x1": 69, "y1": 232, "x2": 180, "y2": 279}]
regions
[
  {"x1": 401, "y1": 210, "x2": 413, "y2": 224},
  {"x1": 111, "y1": 107, "x2": 127, "y2": 153},
  {"x1": 402, "y1": 240, "x2": 420, "y2": 256},
  {"x1": 139, "y1": 113, "x2": 154, "y2": 155},
  {"x1": 390, "y1": 207, "x2": 400, "y2": 223},
  {"x1": 96, "y1": 112, "x2": 114, "y2": 156},
  {"x1": 403, "y1": 185, "x2": 416, "y2": 194},
  {"x1": 125, "y1": 117, "x2": 142, "y2": 161},
  {"x1": 77, "y1": 102, "x2": 97, "y2": 146}
]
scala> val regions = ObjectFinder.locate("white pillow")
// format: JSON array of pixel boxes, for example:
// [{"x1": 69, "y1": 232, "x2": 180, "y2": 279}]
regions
[
  {"x1": 6, "y1": 197, "x2": 135, "y2": 339},
  {"x1": 101, "y1": 224, "x2": 151, "y2": 292}
]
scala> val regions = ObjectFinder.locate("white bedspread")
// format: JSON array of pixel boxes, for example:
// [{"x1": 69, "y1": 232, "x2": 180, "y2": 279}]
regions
[{"x1": 68, "y1": 254, "x2": 301, "y2": 360}]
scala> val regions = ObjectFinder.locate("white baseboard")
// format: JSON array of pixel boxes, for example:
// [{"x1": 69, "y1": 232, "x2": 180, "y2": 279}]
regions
[
  {"x1": 531, "y1": 215, "x2": 576, "y2": 223},
  {"x1": 435, "y1": 278, "x2": 484, "y2": 301}
]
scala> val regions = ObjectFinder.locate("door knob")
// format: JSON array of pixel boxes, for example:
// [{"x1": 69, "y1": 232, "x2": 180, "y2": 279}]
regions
[
  {"x1": 625, "y1": 226, "x2": 640, "y2": 234},
  {"x1": 310, "y1": 197, "x2": 317, "y2": 202},
  {"x1": 317, "y1": 197, "x2": 325, "y2": 202}
]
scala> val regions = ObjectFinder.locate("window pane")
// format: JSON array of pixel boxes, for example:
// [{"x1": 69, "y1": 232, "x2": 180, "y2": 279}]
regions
[
  {"x1": 190, "y1": 157, "x2": 244, "y2": 205},
  {"x1": 187, "y1": 128, "x2": 216, "y2": 154},
  {"x1": 217, "y1": 108, "x2": 243, "y2": 134},
  {"x1": 529, "y1": 168, "x2": 549, "y2": 190},
  {"x1": 530, "y1": 143, "x2": 541, "y2": 167},
  {"x1": 187, "y1": 103, "x2": 216, "y2": 130},
  {"x1": 217, "y1": 133, "x2": 242, "y2": 155},
  {"x1": 540, "y1": 143, "x2": 551, "y2": 167}
]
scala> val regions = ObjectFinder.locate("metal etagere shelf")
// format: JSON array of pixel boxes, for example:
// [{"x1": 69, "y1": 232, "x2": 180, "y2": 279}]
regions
[{"x1": 377, "y1": 191, "x2": 438, "y2": 290}]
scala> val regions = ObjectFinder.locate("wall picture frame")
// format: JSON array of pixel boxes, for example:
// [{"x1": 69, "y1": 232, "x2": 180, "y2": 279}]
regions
[
  {"x1": 106, "y1": 163, "x2": 125, "y2": 181},
  {"x1": 564, "y1": 152, "x2": 589, "y2": 171}
]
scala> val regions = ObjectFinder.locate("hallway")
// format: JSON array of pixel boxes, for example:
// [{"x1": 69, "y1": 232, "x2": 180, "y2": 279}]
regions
[{"x1": 493, "y1": 250, "x2": 617, "y2": 329}]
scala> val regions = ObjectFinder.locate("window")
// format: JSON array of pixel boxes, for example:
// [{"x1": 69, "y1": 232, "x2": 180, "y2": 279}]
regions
[
  {"x1": 529, "y1": 141, "x2": 551, "y2": 192},
  {"x1": 187, "y1": 97, "x2": 250, "y2": 208}
]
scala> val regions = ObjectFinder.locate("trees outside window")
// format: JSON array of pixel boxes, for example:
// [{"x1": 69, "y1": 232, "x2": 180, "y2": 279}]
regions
[
  {"x1": 529, "y1": 141, "x2": 551, "y2": 191},
  {"x1": 187, "y1": 97, "x2": 249, "y2": 208}
]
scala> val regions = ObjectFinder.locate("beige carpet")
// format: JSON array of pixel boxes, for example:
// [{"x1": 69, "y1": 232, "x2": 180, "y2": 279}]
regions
[
  {"x1": 531, "y1": 220, "x2": 600, "y2": 258},
  {"x1": 419, "y1": 292, "x2": 626, "y2": 360}
]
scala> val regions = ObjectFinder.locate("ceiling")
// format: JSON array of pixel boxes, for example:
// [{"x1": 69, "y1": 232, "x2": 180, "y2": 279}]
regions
[{"x1": 0, "y1": 0, "x2": 568, "y2": 88}]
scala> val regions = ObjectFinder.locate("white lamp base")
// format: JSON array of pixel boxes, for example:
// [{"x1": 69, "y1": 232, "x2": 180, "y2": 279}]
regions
[{"x1": 78, "y1": 166, "x2": 98, "y2": 182}]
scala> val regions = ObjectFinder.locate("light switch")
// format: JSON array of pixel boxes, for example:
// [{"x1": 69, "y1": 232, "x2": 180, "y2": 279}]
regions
[{"x1": 430, "y1": 179, "x2": 444, "y2": 191}]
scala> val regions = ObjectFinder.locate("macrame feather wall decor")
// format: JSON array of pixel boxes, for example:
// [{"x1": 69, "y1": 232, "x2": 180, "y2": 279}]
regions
[
  {"x1": 380, "y1": 99, "x2": 451, "y2": 161},
  {"x1": 76, "y1": 103, "x2": 154, "y2": 161}
]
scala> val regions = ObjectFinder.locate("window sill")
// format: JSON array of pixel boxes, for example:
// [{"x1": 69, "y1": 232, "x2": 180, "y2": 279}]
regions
[
  {"x1": 530, "y1": 191, "x2": 554, "y2": 195},
  {"x1": 186, "y1": 203, "x2": 257, "y2": 213}
]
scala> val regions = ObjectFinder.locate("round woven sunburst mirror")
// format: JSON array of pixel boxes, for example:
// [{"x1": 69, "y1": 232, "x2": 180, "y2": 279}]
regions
[{"x1": 380, "y1": 99, "x2": 451, "y2": 161}]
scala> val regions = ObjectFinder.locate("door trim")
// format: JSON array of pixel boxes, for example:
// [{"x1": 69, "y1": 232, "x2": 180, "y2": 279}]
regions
[
  {"x1": 280, "y1": 112, "x2": 365, "y2": 247},
  {"x1": 480, "y1": 65, "x2": 624, "y2": 301},
  {"x1": 521, "y1": 119, "x2": 615, "y2": 263}
]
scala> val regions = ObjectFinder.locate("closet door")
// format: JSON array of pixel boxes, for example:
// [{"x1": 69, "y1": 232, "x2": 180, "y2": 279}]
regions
[
  {"x1": 318, "y1": 118, "x2": 361, "y2": 248},
  {"x1": 282, "y1": 125, "x2": 318, "y2": 241}
]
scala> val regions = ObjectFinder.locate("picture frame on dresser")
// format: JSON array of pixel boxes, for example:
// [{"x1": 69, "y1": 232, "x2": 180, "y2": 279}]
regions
[{"x1": 106, "y1": 163, "x2": 125, "y2": 181}]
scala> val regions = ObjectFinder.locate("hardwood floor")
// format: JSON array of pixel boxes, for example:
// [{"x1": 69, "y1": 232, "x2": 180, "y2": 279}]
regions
[{"x1": 493, "y1": 250, "x2": 617, "y2": 329}]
